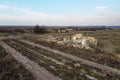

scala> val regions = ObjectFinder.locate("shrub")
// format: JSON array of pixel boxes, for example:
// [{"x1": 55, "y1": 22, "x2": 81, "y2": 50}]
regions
[{"x1": 34, "y1": 25, "x2": 48, "y2": 34}]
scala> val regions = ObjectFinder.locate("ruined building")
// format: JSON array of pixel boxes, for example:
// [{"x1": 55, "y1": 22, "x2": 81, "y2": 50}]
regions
[{"x1": 63, "y1": 34, "x2": 97, "y2": 49}]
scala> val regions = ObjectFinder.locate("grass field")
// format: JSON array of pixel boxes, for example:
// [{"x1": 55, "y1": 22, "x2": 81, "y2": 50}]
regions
[
  {"x1": 21, "y1": 29, "x2": 120, "y2": 55},
  {"x1": 0, "y1": 46, "x2": 35, "y2": 80},
  {"x1": 20, "y1": 29, "x2": 120, "y2": 68},
  {"x1": 0, "y1": 29, "x2": 120, "y2": 80}
]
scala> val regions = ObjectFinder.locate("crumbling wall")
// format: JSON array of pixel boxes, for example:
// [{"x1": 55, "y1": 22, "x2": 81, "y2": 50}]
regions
[{"x1": 63, "y1": 34, "x2": 97, "y2": 49}]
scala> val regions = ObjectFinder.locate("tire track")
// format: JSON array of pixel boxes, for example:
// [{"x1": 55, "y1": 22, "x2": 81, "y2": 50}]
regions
[
  {"x1": 0, "y1": 41, "x2": 61, "y2": 80},
  {"x1": 19, "y1": 39, "x2": 120, "y2": 76}
]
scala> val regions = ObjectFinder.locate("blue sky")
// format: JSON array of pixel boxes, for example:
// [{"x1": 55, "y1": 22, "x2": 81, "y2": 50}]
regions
[{"x1": 0, "y1": 0, "x2": 120, "y2": 26}]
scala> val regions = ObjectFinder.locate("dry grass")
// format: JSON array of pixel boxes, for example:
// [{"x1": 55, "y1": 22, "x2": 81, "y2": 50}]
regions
[
  {"x1": 0, "y1": 46, "x2": 35, "y2": 80},
  {"x1": 21, "y1": 29, "x2": 120, "y2": 55}
]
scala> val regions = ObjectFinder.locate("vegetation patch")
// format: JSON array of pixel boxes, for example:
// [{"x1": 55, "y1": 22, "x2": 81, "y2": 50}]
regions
[
  {"x1": 3, "y1": 39, "x2": 120, "y2": 80},
  {"x1": 0, "y1": 46, "x2": 35, "y2": 80}
]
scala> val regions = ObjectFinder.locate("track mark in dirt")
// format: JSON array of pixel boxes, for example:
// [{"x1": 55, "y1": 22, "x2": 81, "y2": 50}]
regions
[
  {"x1": 0, "y1": 41, "x2": 61, "y2": 80},
  {"x1": 19, "y1": 39, "x2": 120, "y2": 76}
]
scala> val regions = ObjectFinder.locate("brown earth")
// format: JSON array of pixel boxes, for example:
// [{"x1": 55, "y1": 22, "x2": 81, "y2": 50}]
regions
[
  {"x1": 25, "y1": 38, "x2": 120, "y2": 70},
  {"x1": 0, "y1": 46, "x2": 35, "y2": 80}
]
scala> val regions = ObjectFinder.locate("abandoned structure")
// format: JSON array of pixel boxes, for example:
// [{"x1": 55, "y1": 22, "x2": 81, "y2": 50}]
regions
[
  {"x1": 43, "y1": 33, "x2": 97, "y2": 50},
  {"x1": 63, "y1": 34, "x2": 97, "y2": 49}
]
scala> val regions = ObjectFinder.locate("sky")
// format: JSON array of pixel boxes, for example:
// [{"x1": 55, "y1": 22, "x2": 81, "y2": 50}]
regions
[{"x1": 0, "y1": 0, "x2": 120, "y2": 26}]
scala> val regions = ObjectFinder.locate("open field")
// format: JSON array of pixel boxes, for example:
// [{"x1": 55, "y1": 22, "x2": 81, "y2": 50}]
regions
[
  {"x1": 0, "y1": 29, "x2": 120, "y2": 80},
  {"x1": 21, "y1": 29, "x2": 120, "y2": 69},
  {"x1": 1, "y1": 39, "x2": 119, "y2": 80}
]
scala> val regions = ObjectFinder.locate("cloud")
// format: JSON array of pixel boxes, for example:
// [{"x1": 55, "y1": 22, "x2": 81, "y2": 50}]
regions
[
  {"x1": 1, "y1": 14, "x2": 120, "y2": 26},
  {"x1": 0, "y1": 4, "x2": 35, "y2": 15},
  {"x1": 96, "y1": 6, "x2": 108, "y2": 11},
  {"x1": 0, "y1": 4, "x2": 17, "y2": 10},
  {"x1": 0, "y1": 4, "x2": 120, "y2": 26}
]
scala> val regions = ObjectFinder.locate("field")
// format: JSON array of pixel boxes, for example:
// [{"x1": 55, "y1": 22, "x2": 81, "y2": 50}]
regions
[
  {"x1": 20, "y1": 29, "x2": 120, "y2": 68},
  {"x1": 0, "y1": 46, "x2": 34, "y2": 80},
  {"x1": 0, "y1": 28, "x2": 120, "y2": 80}
]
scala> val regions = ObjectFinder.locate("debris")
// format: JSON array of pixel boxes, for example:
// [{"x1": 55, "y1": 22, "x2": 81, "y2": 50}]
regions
[
  {"x1": 85, "y1": 74, "x2": 98, "y2": 80},
  {"x1": 63, "y1": 34, "x2": 97, "y2": 50},
  {"x1": 50, "y1": 66, "x2": 55, "y2": 69},
  {"x1": 67, "y1": 66, "x2": 72, "y2": 69},
  {"x1": 74, "y1": 63, "x2": 81, "y2": 68}
]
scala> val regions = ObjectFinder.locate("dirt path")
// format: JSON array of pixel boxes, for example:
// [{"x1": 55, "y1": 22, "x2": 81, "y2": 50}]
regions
[
  {"x1": 19, "y1": 39, "x2": 120, "y2": 76},
  {"x1": 0, "y1": 41, "x2": 61, "y2": 80}
]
